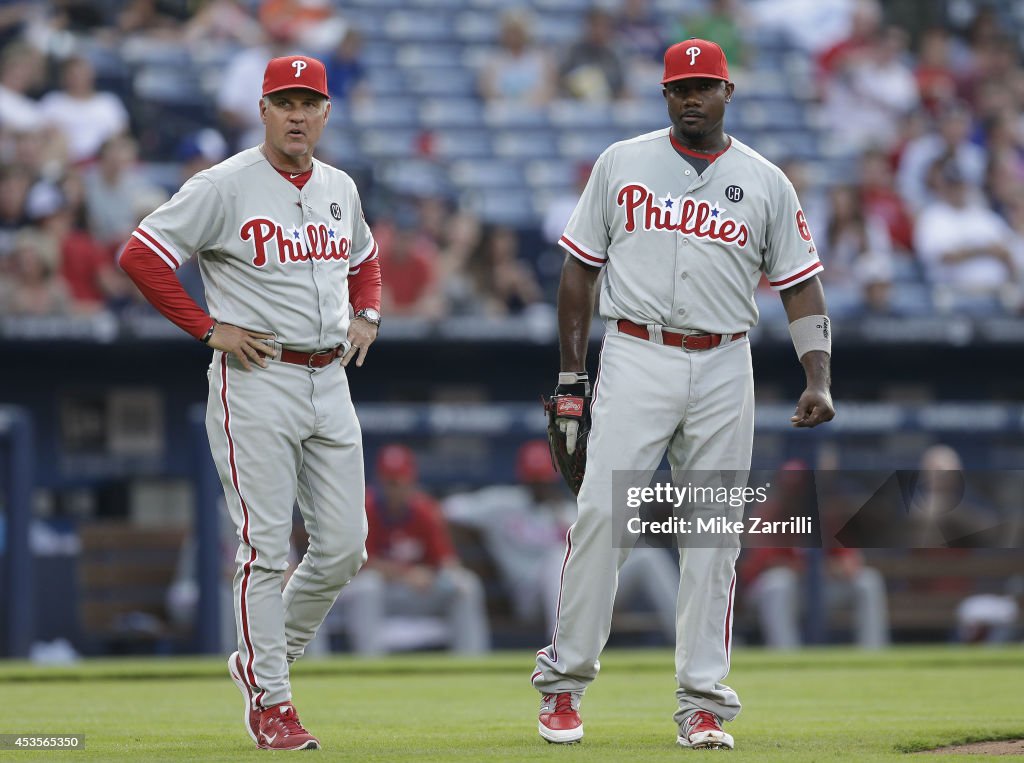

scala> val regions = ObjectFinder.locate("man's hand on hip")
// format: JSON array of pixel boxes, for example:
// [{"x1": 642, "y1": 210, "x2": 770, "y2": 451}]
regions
[
  {"x1": 342, "y1": 318, "x2": 379, "y2": 368},
  {"x1": 207, "y1": 323, "x2": 276, "y2": 371}
]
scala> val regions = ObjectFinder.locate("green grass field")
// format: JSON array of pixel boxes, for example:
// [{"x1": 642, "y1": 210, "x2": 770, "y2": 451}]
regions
[{"x1": 1, "y1": 647, "x2": 1022, "y2": 761}]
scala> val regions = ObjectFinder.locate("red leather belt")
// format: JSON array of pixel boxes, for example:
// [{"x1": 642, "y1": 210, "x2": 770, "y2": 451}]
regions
[
  {"x1": 617, "y1": 320, "x2": 746, "y2": 351},
  {"x1": 278, "y1": 345, "x2": 343, "y2": 368}
]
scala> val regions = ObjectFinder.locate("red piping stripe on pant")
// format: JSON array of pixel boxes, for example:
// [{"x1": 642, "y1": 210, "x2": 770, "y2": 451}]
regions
[{"x1": 221, "y1": 354, "x2": 264, "y2": 709}]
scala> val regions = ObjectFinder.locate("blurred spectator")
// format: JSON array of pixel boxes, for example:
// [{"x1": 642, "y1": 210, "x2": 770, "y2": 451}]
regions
[
  {"x1": 981, "y1": 112, "x2": 1024, "y2": 214},
  {"x1": 820, "y1": 184, "x2": 894, "y2": 284},
  {"x1": 0, "y1": 41, "x2": 45, "y2": 133},
  {"x1": 856, "y1": 254, "x2": 897, "y2": 317},
  {"x1": 443, "y1": 440, "x2": 678, "y2": 641},
  {"x1": 914, "y1": 28, "x2": 957, "y2": 116},
  {"x1": 906, "y1": 445, "x2": 1003, "y2": 548},
  {"x1": 324, "y1": 27, "x2": 367, "y2": 105},
  {"x1": 816, "y1": 0, "x2": 881, "y2": 86},
  {"x1": 117, "y1": 0, "x2": 190, "y2": 39},
  {"x1": 616, "y1": 0, "x2": 664, "y2": 66},
  {"x1": 478, "y1": 10, "x2": 555, "y2": 107},
  {"x1": 435, "y1": 210, "x2": 483, "y2": 316},
  {"x1": 467, "y1": 225, "x2": 543, "y2": 316},
  {"x1": 0, "y1": 165, "x2": 31, "y2": 256},
  {"x1": 175, "y1": 127, "x2": 229, "y2": 181},
  {"x1": 860, "y1": 148, "x2": 914, "y2": 253},
  {"x1": 914, "y1": 160, "x2": 1020, "y2": 314},
  {"x1": 896, "y1": 100, "x2": 986, "y2": 212},
  {"x1": 541, "y1": 161, "x2": 591, "y2": 247},
  {"x1": 258, "y1": 0, "x2": 347, "y2": 51},
  {"x1": 337, "y1": 445, "x2": 490, "y2": 656},
  {"x1": 956, "y1": 592, "x2": 1019, "y2": 644},
  {"x1": 673, "y1": 0, "x2": 747, "y2": 69},
  {"x1": 742, "y1": 546, "x2": 889, "y2": 649},
  {"x1": 560, "y1": 8, "x2": 628, "y2": 102},
  {"x1": 0, "y1": 227, "x2": 69, "y2": 315},
  {"x1": 184, "y1": 0, "x2": 265, "y2": 47},
  {"x1": 375, "y1": 208, "x2": 443, "y2": 319},
  {"x1": 740, "y1": 462, "x2": 889, "y2": 649},
  {"x1": 84, "y1": 134, "x2": 164, "y2": 248},
  {"x1": 39, "y1": 55, "x2": 129, "y2": 164},
  {"x1": 217, "y1": 21, "x2": 298, "y2": 142},
  {"x1": 820, "y1": 25, "x2": 919, "y2": 152},
  {"x1": 27, "y1": 180, "x2": 128, "y2": 313}
]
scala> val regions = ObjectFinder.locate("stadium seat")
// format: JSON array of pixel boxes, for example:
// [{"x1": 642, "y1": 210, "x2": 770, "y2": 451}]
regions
[
  {"x1": 493, "y1": 130, "x2": 560, "y2": 159},
  {"x1": 448, "y1": 159, "x2": 525, "y2": 188},
  {"x1": 420, "y1": 98, "x2": 485, "y2": 128}
]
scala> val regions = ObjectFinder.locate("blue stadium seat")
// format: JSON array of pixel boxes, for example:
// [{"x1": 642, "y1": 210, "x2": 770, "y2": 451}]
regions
[
  {"x1": 352, "y1": 97, "x2": 414, "y2": 128},
  {"x1": 419, "y1": 97, "x2": 485, "y2": 128},
  {"x1": 493, "y1": 130, "x2": 560, "y2": 159},
  {"x1": 378, "y1": 159, "x2": 451, "y2": 197},
  {"x1": 384, "y1": 9, "x2": 459, "y2": 41},
  {"x1": 364, "y1": 67, "x2": 407, "y2": 97},
  {"x1": 454, "y1": 11, "x2": 500, "y2": 43},
  {"x1": 396, "y1": 44, "x2": 465, "y2": 69},
  {"x1": 531, "y1": 14, "x2": 584, "y2": 45},
  {"x1": 433, "y1": 130, "x2": 494, "y2": 158},
  {"x1": 449, "y1": 159, "x2": 525, "y2": 188},
  {"x1": 548, "y1": 99, "x2": 613, "y2": 128},
  {"x1": 464, "y1": 188, "x2": 537, "y2": 226},
  {"x1": 482, "y1": 102, "x2": 551, "y2": 129},
  {"x1": 358, "y1": 129, "x2": 424, "y2": 159},
  {"x1": 407, "y1": 67, "x2": 479, "y2": 97},
  {"x1": 525, "y1": 159, "x2": 580, "y2": 189},
  {"x1": 558, "y1": 130, "x2": 629, "y2": 160}
]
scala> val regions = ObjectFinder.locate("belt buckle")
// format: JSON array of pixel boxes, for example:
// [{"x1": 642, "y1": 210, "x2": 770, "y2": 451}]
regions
[{"x1": 307, "y1": 349, "x2": 333, "y2": 368}]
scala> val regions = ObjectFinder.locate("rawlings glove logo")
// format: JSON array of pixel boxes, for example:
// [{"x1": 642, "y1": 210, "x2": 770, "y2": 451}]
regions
[{"x1": 556, "y1": 397, "x2": 584, "y2": 417}]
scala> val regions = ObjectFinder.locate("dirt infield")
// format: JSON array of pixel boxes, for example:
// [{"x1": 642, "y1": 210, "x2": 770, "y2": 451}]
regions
[{"x1": 921, "y1": 739, "x2": 1024, "y2": 755}]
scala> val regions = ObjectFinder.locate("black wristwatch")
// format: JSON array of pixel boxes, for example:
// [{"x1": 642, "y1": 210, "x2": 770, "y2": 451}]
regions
[
  {"x1": 355, "y1": 308, "x2": 381, "y2": 327},
  {"x1": 200, "y1": 322, "x2": 216, "y2": 344}
]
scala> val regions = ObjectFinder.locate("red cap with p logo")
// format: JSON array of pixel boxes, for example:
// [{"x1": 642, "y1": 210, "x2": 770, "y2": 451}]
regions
[
  {"x1": 262, "y1": 55, "x2": 329, "y2": 98},
  {"x1": 661, "y1": 39, "x2": 729, "y2": 84}
]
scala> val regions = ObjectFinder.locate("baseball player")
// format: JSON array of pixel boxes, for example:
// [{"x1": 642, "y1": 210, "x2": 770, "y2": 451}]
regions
[
  {"x1": 533, "y1": 39, "x2": 834, "y2": 750},
  {"x1": 119, "y1": 55, "x2": 381, "y2": 751}
]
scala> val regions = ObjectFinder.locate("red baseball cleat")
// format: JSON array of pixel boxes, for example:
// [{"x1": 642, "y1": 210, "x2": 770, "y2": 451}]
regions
[
  {"x1": 227, "y1": 651, "x2": 259, "y2": 744},
  {"x1": 538, "y1": 691, "x2": 584, "y2": 744},
  {"x1": 258, "y1": 702, "x2": 321, "y2": 751},
  {"x1": 677, "y1": 710, "x2": 734, "y2": 750}
]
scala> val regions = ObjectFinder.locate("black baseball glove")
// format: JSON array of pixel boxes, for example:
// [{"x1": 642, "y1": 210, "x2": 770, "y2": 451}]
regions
[{"x1": 543, "y1": 372, "x2": 592, "y2": 495}]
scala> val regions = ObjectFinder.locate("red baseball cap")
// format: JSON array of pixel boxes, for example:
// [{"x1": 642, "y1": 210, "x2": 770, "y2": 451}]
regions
[
  {"x1": 661, "y1": 38, "x2": 729, "y2": 84},
  {"x1": 262, "y1": 55, "x2": 329, "y2": 98},
  {"x1": 376, "y1": 444, "x2": 418, "y2": 483},
  {"x1": 516, "y1": 440, "x2": 558, "y2": 484}
]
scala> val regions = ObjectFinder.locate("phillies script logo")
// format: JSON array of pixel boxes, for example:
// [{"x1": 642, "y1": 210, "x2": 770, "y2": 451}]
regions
[
  {"x1": 616, "y1": 183, "x2": 749, "y2": 247},
  {"x1": 239, "y1": 217, "x2": 350, "y2": 267}
]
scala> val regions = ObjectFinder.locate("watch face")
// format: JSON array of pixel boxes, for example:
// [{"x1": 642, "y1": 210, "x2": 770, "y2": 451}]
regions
[{"x1": 359, "y1": 308, "x2": 381, "y2": 323}]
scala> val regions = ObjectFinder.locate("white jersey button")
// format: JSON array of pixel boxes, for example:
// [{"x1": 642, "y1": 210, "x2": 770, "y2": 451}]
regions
[
  {"x1": 685, "y1": 170, "x2": 691, "y2": 175},
  {"x1": 677, "y1": 308, "x2": 686, "y2": 315},
  {"x1": 681, "y1": 272, "x2": 688, "y2": 280}
]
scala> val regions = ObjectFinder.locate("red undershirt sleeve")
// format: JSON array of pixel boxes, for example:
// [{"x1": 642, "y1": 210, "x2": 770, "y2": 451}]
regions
[
  {"x1": 119, "y1": 239, "x2": 214, "y2": 340},
  {"x1": 347, "y1": 253, "x2": 381, "y2": 312}
]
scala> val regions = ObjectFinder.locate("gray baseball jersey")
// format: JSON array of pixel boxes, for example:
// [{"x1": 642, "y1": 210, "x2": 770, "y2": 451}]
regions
[
  {"x1": 557, "y1": 128, "x2": 821, "y2": 334},
  {"x1": 133, "y1": 146, "x2": 377, "y2": 350},
  {"x1": 135, "y1": 146, "x2": 376, "y2": 711},
  {"x1": 534, "y1": 128, "x2": 822, "y2": 729}
]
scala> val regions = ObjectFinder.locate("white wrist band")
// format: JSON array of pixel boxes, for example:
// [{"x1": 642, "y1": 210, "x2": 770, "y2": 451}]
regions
[{"x1": 789, "y1": 315, "x2": 831, "y2": 359}]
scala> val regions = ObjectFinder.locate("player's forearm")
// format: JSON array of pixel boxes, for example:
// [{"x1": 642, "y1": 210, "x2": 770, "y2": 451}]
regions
[
  {"x1": 119, "y1": 241, "x2": 214, "y2": 340},
  {"x1": 557, "y1": 256, "x2": 601, "y2": 372},
  {"x1": 780, "y1": 275, "x2": 831, "y2": 389}
]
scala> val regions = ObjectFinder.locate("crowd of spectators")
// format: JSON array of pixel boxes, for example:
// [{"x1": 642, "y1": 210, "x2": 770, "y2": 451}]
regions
[{"x1": 2, "y1": 0, "x2": 1024, "y2": 326}]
